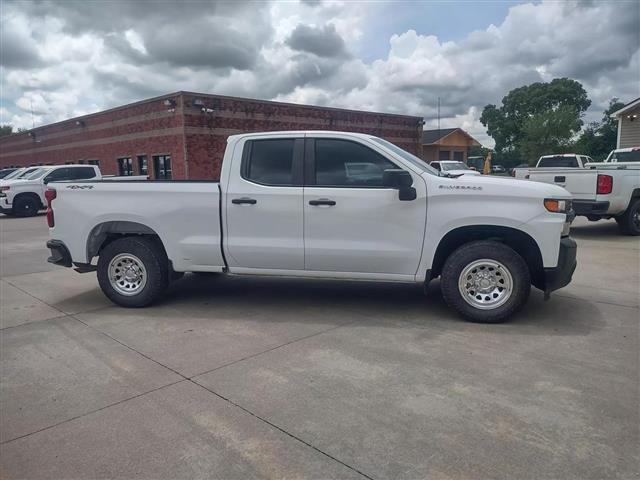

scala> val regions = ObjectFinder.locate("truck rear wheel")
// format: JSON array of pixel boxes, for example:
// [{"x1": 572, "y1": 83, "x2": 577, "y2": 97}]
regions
[
  {"x1": 440, "y1": 240, "x2": 531, "y2": 323},
  {"x1": 97, "y1": 236, "x2": 169, "y2": 307},
  {"x1": 615, "y1": 199, "x2": 640, "y2": 236}
]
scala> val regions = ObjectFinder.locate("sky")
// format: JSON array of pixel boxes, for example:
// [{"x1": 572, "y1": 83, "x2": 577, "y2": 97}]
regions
[{"x1": 1, "y1": 0, "x2": 638, "y2": 147}]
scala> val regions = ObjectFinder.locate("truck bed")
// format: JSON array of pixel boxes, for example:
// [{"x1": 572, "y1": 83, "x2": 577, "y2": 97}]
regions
[{"x1": 48, "y1": 180, "x2": 226, "y2": 272}]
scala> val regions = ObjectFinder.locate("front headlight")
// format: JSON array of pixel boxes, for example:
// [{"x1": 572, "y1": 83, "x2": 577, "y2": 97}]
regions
[{"x1": 544, "y1": 198, "x2": 572, "y2": 213}]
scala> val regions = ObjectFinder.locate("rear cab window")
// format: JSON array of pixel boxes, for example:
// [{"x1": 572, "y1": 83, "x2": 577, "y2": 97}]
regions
[{"x1": 538, "y1": 156, "x2": 579, "y2": 168}]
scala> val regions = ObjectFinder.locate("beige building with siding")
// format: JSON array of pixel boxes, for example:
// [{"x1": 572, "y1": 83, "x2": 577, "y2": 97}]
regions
[{"x1": 611, "y1": 97, "x2": 640, "y2": 148}]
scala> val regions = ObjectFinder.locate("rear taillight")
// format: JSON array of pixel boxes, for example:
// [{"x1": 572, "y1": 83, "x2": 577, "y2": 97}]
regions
[
  {"x1": 45, "y1": 188, "x2": 56, "y2": 227},
  {"x1": 596, "y1": 174, "x2": 613, "y2": 195}
]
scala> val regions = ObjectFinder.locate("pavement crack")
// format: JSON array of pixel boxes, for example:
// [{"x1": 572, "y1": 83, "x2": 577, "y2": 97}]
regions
[
  {"x1": 0, "y1": 380, "x2": 186, "y2": 445},
  {"x1": 189, "y1": 321, "x2": 356, "y2": 379},
  {"x1": 191, "y1": 379, "x2": 376, "y2": 480}
]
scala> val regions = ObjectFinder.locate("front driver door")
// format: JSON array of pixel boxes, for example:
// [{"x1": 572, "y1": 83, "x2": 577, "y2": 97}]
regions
[{"x1": 303, "y1": 137, "x2": 427, "y2": 276}]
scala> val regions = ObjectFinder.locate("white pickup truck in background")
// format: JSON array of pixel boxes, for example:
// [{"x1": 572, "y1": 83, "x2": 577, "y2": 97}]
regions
[
  {"x1": 514, "y1": 147, "x2": 640, "y2": 235},
  {"x1": 0, "y1": 165, "x2": 146, "y2": 217},
  {"x1": 45, "y1": 131, "x2": 576, "y2": 323}
]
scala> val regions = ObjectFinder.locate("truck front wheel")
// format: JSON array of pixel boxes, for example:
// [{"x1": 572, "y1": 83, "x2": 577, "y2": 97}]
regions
[
  {"x1": 440, "y1": 240, "x2": 531, "y2": 323},
  {"x1": 13, "y1": 196, "x2": 41, "y2": 217},
  {"x1": 97, "y1": 236, "x2": 169, "y2": 307},
  {"x1": 615, "y1": 199, "x2": 640, "y2": 236}
]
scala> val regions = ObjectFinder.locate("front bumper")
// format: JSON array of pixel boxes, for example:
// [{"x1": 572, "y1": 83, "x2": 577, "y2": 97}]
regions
[
  {"x1": 0, "y1": 197, "x2": 11, "y2": 214},
  {"x1": 46, "y1": 240, "x2": 72, "y2": 267},
  {"x1": 544, "y1": 236, "x2": 577, "y2": 295},
  {"x1": 573, "y1": 200, "x2": 610, "y2": 216}
]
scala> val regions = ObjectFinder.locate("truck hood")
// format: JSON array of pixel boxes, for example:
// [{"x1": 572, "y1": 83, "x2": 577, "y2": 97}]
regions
[
  {"x1": 431, "y1": 172, "x2": 571, "y2": 199},
  {"x1": 0, "y1": 179, "x2": 40, "y2": 188}
]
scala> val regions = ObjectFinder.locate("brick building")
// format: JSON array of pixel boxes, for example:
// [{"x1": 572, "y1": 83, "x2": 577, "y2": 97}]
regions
[{"x1": 0, "y1": 92, "x2": 424, "y2": 180}]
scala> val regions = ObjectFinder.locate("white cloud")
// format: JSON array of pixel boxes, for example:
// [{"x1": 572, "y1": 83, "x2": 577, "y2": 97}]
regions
[{"x1": 0, "y1": 0, "x2": 638, "y2": 147}]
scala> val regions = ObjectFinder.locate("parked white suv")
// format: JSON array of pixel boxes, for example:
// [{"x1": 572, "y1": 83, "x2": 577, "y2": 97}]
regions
[
  {"x1": 45, "y1": 131, "x2": 576, "y2": 323},
  {"x1": 0, "y1": 165, "x2": 100, "y2": 217}
]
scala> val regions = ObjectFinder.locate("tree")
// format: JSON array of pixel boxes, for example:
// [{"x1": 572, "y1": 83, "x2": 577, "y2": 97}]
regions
[
  {"x1": 574, "y1": 99, "x2": 624, "y2": 160},
  {"x1": 480, "y1": 78, "x2": 591, "y2": 162},
  {"x1": 0, "y1": 125, "x2": 13, "y2": 137},
  {"x1": 518, "y1": 106, "x2": 581, "y2": 164}
]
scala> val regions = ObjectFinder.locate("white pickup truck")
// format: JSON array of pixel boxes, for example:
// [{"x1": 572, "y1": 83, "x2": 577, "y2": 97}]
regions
[
  {"x1": 514, "y1": 148, "x2": 640, "y2": 235},
  {"x1": 45, "y1": 131, "x2": 576, "y2": 323},
  {"x1": 0, "y1": 165, "x2": 101, "y2": 217},
  {"x1": 0, "y1": 165, "x2": 147, "y2": 217}
]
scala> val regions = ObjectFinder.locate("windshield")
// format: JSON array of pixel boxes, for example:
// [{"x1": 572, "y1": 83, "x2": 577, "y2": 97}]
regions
[
  {"x1": 441, "y1": 162, "x2": 469, "y2": 171},
  {"x1": 607, "y1": 150, "x2": 640, "y2": 162},
  {"x1": 24, "y1": 168, "x2": 50, "y2": 180},
  {"x1": 369, "y1": 137, "x2": 439, "y2": 175},
  {"x1": 538, "y1": 156, "x2": 578, "y2": 167},
  {"x1": 2, "y1": 169, "x2": 25, "y2": 180},
  {"x1": 14, "y1": 167, "x2": 40, "y2": 179}
]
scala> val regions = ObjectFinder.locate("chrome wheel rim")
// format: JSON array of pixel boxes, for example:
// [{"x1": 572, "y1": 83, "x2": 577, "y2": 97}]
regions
[
  {"x1": 458, "y1": 259, "x2": 513, "y2": 310},
  {"x1": 108, "y1": 253, "x2": 147, "y2": 296}
]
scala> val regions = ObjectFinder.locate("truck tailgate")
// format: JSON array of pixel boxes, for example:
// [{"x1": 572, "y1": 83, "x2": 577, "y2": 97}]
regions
[{"x1": 527, "y1": 169, "x2": 597, "y2": 200}]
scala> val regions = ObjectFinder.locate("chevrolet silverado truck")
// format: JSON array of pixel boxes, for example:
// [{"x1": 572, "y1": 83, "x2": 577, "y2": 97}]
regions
[{"x1": 45, "y1": 131, "x2": 576, "y2": 323}]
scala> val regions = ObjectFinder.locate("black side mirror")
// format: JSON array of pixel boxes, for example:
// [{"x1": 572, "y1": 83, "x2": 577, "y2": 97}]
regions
[{"x1": 382, "y1": 169, "x2": 416, "y2": 201}]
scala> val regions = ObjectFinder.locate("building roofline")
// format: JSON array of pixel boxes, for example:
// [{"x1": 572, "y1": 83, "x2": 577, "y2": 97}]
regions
[
  {"x1": 611, "y1": 97, "x2": 640, "y2": 117},
  {"x1": 177, "y1": 90, "x2": 423, "y2": 120},
  {"x1": 1, "y1": 90, "x2": 423, "y2": 141},
  {"x1": 422, "y1": 127, "x2": 481, "y2": 146}
]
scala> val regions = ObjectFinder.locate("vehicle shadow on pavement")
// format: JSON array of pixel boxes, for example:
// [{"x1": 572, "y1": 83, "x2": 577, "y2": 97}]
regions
[
  {"x1": 569, "y1": 220, "x2": 622, "y2": 239},
  {"x1": 156, "y1": 273, "x2": 605, "y2": 337}
]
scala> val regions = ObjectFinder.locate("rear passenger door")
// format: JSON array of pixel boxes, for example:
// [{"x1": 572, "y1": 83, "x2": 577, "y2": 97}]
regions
[{"x1": 224, "y1": 136, "x2": 305, "y2": 270}]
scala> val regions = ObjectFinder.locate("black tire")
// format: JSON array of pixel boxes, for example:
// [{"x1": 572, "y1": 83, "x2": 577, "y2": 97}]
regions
[
  {"x1": 615, "y1": 199, "x2": 640, "y2": 236},
  {"x1": 97, "y1": 236, "x2": 169, "y2": 307},
  {"x1": 440, "y1": 240, "x2": 531, "y2": 323},
  {"x1": 13, "y1": 196, "x2": 41, "y2": 217}
]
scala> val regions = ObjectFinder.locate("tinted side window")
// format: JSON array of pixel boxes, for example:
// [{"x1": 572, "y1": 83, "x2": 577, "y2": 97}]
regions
[
  {"x1": 70, "y1": 167, "x2": 97, "y2": 180},
  {"x1": 45, "y1": 168, "x2": 72, "y2": 182},
  {"x1": 245, "y1": 139, "x2": 295, "y2": 185},
  {"x1": 314, "y1": 139, "x2": 396, "y2": 187}
]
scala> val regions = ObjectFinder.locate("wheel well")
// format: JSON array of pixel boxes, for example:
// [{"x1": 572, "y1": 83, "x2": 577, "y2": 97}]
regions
[
  {"x1": 430, "y1": 225, "x2": 545, "y2": 289},
  {"x1": 631, "y1": 188, "x2": 640, "y2": 199},
  {"x1": 13, "y1": 192, "x2": 43, "y2": 208},
  {"x1": 87, "y1": 221, "x2": 166, "y2": 261}
]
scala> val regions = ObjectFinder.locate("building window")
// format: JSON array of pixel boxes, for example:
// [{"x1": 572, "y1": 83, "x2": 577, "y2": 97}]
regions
[
  {"x1": 439, "y1": 150, "x2": 450, "y2": 161},
  {"x1": 78, "y1": 160, "x2": 86, "y2": 164},
  {"x1": 153, "y1": 155, "x2": 172, "y2": 180},
  {"x1": 88, "y1": 160, "x2": 99, "y2": 166},
  {"x1": 453, "y1": 151, "x2": 464, "y2": 161},
  {"x1": 117, "y1": 157, "x2": 133, "y2": 176},
  {"x1": 65, "y1": 161, "x2": 74, "y2": 165},
  {"x1": 137, "y1": 155, "x2": 148, "y2": 175}
]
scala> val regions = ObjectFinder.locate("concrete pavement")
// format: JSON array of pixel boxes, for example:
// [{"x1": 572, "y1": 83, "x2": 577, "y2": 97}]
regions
[{"x1": 0, "y1": 215, "x2": 638, "y2": 479}]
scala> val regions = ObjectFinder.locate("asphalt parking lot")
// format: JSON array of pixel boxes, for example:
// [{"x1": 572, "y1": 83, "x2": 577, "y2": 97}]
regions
[{"x1": 0, "y1": 214, "x2": 638, "y2": 479}]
